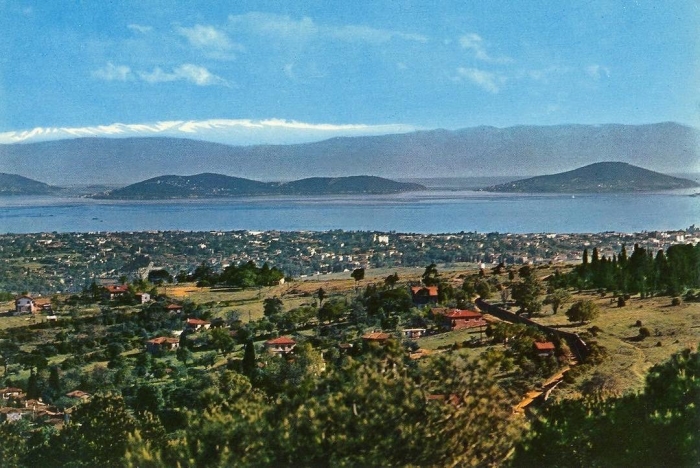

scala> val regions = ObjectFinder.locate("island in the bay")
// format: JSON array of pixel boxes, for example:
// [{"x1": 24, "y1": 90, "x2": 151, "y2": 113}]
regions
[
  {"x1": 0, "y1": 173, "x2": 61, "y2": 196},
  {"x1": 94, "y1": 174, "x2": 426, "y2": 200},
  {"x1": 483, "y1": 161, "x2": 699, "y2": 193}
]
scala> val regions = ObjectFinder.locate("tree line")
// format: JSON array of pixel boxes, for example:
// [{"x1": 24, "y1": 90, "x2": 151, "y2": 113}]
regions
[
  {"x1": 550, "y1": 243, "x2": 700, "y2": 298},
  {"x1": 183, "y1": 260, "x2": 285, "y2": 288}
]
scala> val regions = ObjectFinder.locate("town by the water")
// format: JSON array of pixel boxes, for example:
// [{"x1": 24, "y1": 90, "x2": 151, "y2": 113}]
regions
[{"x1": 2, "y1": 227, "x2": 698, "y2": 294}]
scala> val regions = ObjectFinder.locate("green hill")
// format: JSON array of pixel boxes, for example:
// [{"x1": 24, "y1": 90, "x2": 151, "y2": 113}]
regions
[
  {"x1": 96, "y1": 174, "x2": 425, "y2": 199},
  {"x1": 483, "y1": 162, "x2": 699, "y2": 193},
  {"x1": 0, "y1": 172, "x2": 59, "y2": 196}
]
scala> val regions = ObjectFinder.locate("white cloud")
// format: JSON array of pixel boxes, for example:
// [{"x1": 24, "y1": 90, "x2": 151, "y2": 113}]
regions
[
  {"x1": 176, "y1": 24, "x2": 236, "y2": 50},
  {"x1": 0, "y1": 119, "x2": 418, "y2": 145},
  {"x1": 454, "y1": 67, "x2": 505, "y2": 93},
  {"x1": 139, "y1": 64, "x2": 229, "y2": 87},
  {"x1": 459, "y1": 33, "x2": 511, "y2": 63},
  {"x1": 127, "y1": 24, "x2": 153, "y2": 34},
  {"x1": 329, "y1": 24, "x2": 428, "y2": 44},
  {"x1": 228, "y1": 12, "x2": 427, "y2": 44},
  {"x1": 586, "y1": 64, "x2": 610, "y2": 80},
  {"x1": 229, "y1": 12, "x2": 317, "y2": 39},
  {"x1": 92, "y1": 62, "x2": 132, "y2": 81}
]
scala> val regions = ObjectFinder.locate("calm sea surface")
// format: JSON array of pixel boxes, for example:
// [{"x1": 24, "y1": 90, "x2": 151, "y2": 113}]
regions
[{"x1": 0, "y1": 190, "x2": 698, "y2": 234}]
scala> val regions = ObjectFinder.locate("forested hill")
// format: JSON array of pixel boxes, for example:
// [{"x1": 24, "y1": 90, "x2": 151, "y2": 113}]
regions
[
  {"x1": 96, "y1": 174, "x2": 426, "y2": 199},
  {"x1": 0, "y1": 172, "x2": 59, "y2": 196},
  {"x1": 483, "y1": 162, "x2": 699, "y2": 193}
]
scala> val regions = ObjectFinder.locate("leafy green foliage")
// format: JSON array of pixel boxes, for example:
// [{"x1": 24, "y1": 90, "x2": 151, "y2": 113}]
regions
[
  {"x1": 514, "y1": 347, "x2": 700, "y2": 467},
  {"x1": 127, "y1": 352, "x2": 523, "y2": 467},
  {"x1": 565, "y1": 300, "x2": 600, "y2": 324},
  {"x1": 511, "y1": 273, "x2": 544, "y2": 317},
  {"x1": 543, "y1": 288, "x2": 571, "y2": 314}
]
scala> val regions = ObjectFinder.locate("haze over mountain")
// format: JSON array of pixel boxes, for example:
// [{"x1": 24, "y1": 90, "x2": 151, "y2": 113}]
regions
[
  {"x1": 484, "y1": 162, "x2": 699, "y2": 193},
  {"x1": 0, "y1": 123, "x2": 697, "y2": 185},
  {"x1": 96, "y1": 174, "x2": 425, "y2": 200}
]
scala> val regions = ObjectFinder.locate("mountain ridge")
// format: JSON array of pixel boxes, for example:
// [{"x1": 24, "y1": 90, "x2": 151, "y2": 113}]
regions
[
  {"x1": 483, "y1": 162, "x2": 700, "y2": 193},
  {"x1": 0, "y1": 123, "x2": 697, "y2": 185}
]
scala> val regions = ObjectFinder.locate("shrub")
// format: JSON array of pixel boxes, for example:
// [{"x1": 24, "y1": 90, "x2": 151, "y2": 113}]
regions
[
  {"x1": 635, "y1": 320, "x2": 642, "y2": 327},
  {"x1": 671, "y1": 297, "x2": 681, "y2": 307},
  {"x1": 588, "y1": 326, "x2": 602, "y2": 336},
  {"x1": 617, "y1": 296, "x2": 626, "y2": 307},
  {"x1": 638, "y1": 327, "x2": 651, "y2": 339}
]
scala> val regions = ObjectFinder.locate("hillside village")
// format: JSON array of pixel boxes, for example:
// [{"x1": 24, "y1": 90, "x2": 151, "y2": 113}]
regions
[{"x1": 0, "y1": 229, "x2": 698, "y2": 465}]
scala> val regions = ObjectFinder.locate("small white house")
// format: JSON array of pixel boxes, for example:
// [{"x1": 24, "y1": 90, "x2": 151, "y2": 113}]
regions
[
  {"x1": 14, "y1": 296, "x2": 36, "y2": 315},
  {"x1": 136, "y1": 293, "x2": 151, "y2": 304}
]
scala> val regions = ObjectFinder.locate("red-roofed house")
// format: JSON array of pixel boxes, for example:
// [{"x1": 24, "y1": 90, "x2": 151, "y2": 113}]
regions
[
  {"x1": 65, "y1": 390, "x2": 91, "y2": 400},
  {"x1": 103, "y1": 284, "x2": 129, "y2": 301},
  {"x1": 185, "y1": 318, "x2": 211, "y2": 331},
  {"x1": 167, "y1": 304, "x2": 184, "y2": 315},
  {"x1": 533, "y1": 341, "x2": 556, "y2": 357},
  {"x1": 0, "y1": 387, "x2": 25, "y2": 400},
  {"x1": 362, "y1": 331, "x2": 392, "y2": 343},
  {"x1": 433, "y1": 308, "x2": 486, "y2": 331},
  {"x1": 265, "y1": 336, "x2": 297, "y2": 355},
  {"x1": 146, "y1": 336, "x2": 181, "y2": 354},
  {"x1": 410, "y1": 286, "x2": 439, "y2": 305}
]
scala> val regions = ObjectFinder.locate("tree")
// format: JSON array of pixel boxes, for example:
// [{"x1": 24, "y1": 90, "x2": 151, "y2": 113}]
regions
[
  {"x1": 317, "y1": 299, "x2": 348, "y2": 324},
  {"x1": 543, "y1": 288, "x2": 571, "y2": 314},
  {"x1": 384, "y1": 272, "x2": 399, "y2": 289},
  {"x1": 565, "y1": 300, "x2": 600, "y2": 324},
  {"x1": 147, "y1": 269, "x2": 172, "y2": 285},
  {"x1": 42, "y1": 393, "x2": 139, "y2": 467},
  {"x1": 210, "y1": 328, "x2": 235, "y2": 356},
  {"x1": 421, "y1": 263, "x2": 440, "y2": 286},
  {"x1": 351, "y1": 268, "x2": 365, "y2": 286},
  {"x1": 263, "y1": 297, "x2": 284, "y2": 318},
  {"x1": 317, "y1": 287, "x2": 326, "y2": 306},
  {"x1": 242, "y1": 340, "x2": 256, "y2": 378},
  {"x1": 176, "y1": 347, "x2": 193, "y2": 367},
  {"x1": 475, "y1": 280, "x2": 492, "y2": 299},
  {"x1": 134, "y1": 384, "x2": 164, "y2": 414},
  {"x1": 511, "y1": 274, "x2": 544, "y2": 318},
  {"x1": 462, "y1": 279, "x2": 476, "y2": 301}
]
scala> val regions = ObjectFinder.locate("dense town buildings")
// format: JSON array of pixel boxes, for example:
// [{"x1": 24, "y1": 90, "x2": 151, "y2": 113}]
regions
[{"x1": 0, "y1": 227, "x2": 697, "y2": 295}]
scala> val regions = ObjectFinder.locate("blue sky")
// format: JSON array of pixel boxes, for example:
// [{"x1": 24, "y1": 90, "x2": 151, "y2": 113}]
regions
[{"x1": 1, "y1": 0, "x2": 699, "y2": 144}]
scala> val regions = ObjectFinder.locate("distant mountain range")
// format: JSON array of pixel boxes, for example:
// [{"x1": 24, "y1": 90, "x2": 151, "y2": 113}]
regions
[
  {"x1": 484, "y1": 162, "x2": 699, "y2": 193},
  {"x1": 0, "y1": 122, "x2": 697, "y2": 185},
  {"x1": 0, "y1": 172, "x2": 59, "y2": 196},
  {"x1": 95, "y1": 174, "x2": 426, "y2": 199}
]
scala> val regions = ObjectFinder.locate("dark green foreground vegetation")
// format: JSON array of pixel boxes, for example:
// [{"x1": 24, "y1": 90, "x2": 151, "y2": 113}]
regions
[{"x1": 0, "y1": 344, "x2": 697, "y2": 467}]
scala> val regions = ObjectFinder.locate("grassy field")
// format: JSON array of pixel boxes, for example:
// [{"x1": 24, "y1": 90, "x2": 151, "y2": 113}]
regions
[{"x1": 531, "y1": 292, "x2": 700, "y2": 395}]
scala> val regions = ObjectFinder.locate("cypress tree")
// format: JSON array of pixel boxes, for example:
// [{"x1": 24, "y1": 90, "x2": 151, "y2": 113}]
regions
[{"x1": 242, "y1": 340, "x2": 256, "y2": 378}]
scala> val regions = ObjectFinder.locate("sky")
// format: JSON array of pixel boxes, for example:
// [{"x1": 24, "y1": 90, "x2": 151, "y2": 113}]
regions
[{"x1": 1, "y1": 0, "x2": 699, "y2": 145}]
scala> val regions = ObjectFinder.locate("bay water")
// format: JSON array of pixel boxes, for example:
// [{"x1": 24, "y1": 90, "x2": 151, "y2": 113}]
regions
[{"x1": 0, "y1": 189, "x2": 698, "y2": 234}]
